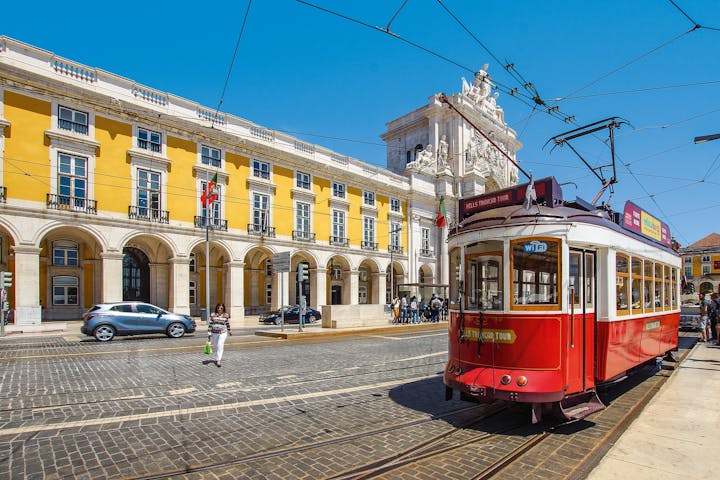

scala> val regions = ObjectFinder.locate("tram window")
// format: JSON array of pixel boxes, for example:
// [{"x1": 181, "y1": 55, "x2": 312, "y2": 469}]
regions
[
  {"x1": 664, "y1": 265, "x2": 671, "y2": 309},
  {"x1": 616, "y1": 254, "x2": 629, "y2": 315},
  {"x1": 644, "y1": 261, "x2": 654, "y2": 312},
  {"x1": 671, "y1": 268, "x2": 678, "y2": 307},
  {"x1": 466, "y1": 254, "x2": 502, "y2": 310},
  {"x1": 585, "y1": 253, "x2": 594, "y2": 308},
  {"x1": 511, "y1": 239, "x2": 559, "y2": 309},
  {"x1": 654, "y1": 263, "x2": 662, "y2": 309},
  {"x1": 631, "y1": 258, "x2": 642, "y2": 314},
  {"x1": 569, "y1": 253, "x2": 581, "y2": 307}
]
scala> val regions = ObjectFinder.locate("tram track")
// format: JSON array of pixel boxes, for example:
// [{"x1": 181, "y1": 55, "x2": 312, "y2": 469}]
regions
[{"x1": 120, "y1": 404, "x2": 501, "y2": 480}]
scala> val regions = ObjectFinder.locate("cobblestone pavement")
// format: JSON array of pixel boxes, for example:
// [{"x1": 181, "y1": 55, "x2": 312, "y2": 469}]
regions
[{"x1": 0, "y1": 329, "x2": 698, "y2": 479}]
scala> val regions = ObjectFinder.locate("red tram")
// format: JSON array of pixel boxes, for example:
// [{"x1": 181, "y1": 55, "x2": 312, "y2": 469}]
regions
[{"x1": 443, "y1": 177, "x2": 681, "y2": 423}]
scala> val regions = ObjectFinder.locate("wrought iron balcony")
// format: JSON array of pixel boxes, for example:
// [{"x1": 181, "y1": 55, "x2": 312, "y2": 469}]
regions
[
  {"x1": 330, "y1": 236, "x2": 349, "y2": 247},
  {"x1": 389, "y1": 245, "x2": 403, "y2": 254},
  {"x1": 247, "y1": 224, "x2": 276, "y2": 237},
  {"x1": 0, "y1": 186, "x2": 6, "y2": 203},
  {"x1": 361, "y1": 241, "x2": 378, "y2": 251},
  {"x1": 128, "y1": 205, "x2": 169, "y2": 223},
  {"x1": 293, "y1": 230, "x2": 316, "y2": 242},
  {"x1": 419, "y1": 248, "x2": 435, "y2": 257},
  {"x1": 46, "y1": 194, "x2": 97, "y2": 214},
  {"x1": 194, "y1": 216, "x2": 228, "y2": 231}
]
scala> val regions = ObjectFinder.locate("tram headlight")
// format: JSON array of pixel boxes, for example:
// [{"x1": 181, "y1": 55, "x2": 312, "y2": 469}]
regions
[
  {"x1": 500, "y1": 374, "x2": 512, "y2": 385},
  {"x1": 516, "y1": 376, "x2": 528, "y2": 387}
]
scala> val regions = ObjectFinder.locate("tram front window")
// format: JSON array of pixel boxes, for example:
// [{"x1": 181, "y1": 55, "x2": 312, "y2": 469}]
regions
[
  {"x1": 467, "y1": 254, "x2": 503, "y2": 310},
  {"x1": 511, "y1": 238, "x2": 560, "y2": 309}
]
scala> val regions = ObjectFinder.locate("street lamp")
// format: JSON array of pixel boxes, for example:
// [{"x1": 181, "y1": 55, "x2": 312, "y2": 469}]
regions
[
  {"x1": 389, "y1": 225, "x2": 402, "y2": 303},
  {"x1": 694, "y1": 133, "x2": 720, "y2": 144}
]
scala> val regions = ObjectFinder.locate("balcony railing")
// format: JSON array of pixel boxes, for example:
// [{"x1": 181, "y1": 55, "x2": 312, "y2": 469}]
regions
[
  {"x1": 194, "y1": 216, "x2": 228, "y2": 231},
  {"x1": 46, "y1": 194, "x2": 97, "y2": 214},
  {"x1": 293, "y1": 230, "x2": 316, "y2": 242},
  {"x1": 58, "y1": 119, "x2": 88, "y2": 135},
  {"x1": 419, "y1": 248, "x2": 435, "y2": 257},
  {"x1": 0, "y1": 186, "x2": 6, "y2": 203},
  {"x1": 361, "y1": 241, "x2": 378, "y2": 251},
  {"x1": 389, "y1": 245, "x2": 403, "y2": 254},
  {"x1": 330, "y1": 236, "x2": 349, "y2": 247},
  {"x1": 128, "y1": 205, "x2": 169, "y2": 223},
  {"x1": 247, "y1": 224, "x2": 276, "y2": 237}
]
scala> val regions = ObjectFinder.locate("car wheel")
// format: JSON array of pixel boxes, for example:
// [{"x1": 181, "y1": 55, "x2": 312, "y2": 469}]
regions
[
  {"x1": 167, "y1": 322, "x2": 186, "y2": 338},
  {"x1": 94, "y1": 325, "x2": 116, "y2": 342},
  {"x1": 273, "y1": 317, "x2": 281, "y2": 325},
  {"x1": 308, "y1": 315, "x2": 317, "y2": 323}
]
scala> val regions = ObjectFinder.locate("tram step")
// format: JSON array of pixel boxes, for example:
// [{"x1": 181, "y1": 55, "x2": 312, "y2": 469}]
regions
[{"x1": 558, "y1": 391, "x2": 606, "y2": 421}]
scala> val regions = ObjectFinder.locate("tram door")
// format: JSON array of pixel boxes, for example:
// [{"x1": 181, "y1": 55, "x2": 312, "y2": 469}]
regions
[{"x1": 568, "y1": 250, "x2": 596, "y2": 393}]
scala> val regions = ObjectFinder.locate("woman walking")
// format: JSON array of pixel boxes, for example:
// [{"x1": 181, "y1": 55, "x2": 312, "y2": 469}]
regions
[{"x1": 207, "y1": 302, "x2": 231, "y2": 367}]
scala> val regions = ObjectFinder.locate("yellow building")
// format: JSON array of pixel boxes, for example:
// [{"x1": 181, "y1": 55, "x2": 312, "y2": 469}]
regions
[
  {"x1": 0, "y1": 36, "x2": 519, "y2": 327},
  {"x1": 680, "y1": 233, "x2": 720, "y2": 297}
]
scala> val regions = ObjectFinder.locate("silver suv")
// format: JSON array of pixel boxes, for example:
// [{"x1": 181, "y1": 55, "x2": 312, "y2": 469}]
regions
[{"x1": 81, "y1": 302, "x2": 196, "y2": 341}]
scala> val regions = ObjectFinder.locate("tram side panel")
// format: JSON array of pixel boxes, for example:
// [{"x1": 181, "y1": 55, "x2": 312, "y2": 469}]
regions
[{"x1": 596, "y1": 313, "x2": 679, "y2": 381}]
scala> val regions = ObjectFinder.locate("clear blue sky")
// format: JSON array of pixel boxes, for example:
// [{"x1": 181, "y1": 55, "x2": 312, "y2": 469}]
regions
[{"x1": 3, "y1": 1, "x2": 719, "y2": 246}]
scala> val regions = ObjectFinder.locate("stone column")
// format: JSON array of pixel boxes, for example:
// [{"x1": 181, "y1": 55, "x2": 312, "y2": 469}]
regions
[
  {"x1": 12, "y1": 245, "x2": 41, "y2": 325},
  {"x1": 349, "y1": 270, "x2": 360, "y2": 305},
  {"x1": 312, "y1": 267, "x2": 326, "y2": 310},
  {"x1": 373, "y1": 271, "x2": 387, "y2": 305},
  {"x1": 149, "y1": 262, "x2": 169, "y2": 309},
  {"x1": 169, "y1": 257, "x2": 190, "y2": 315},
  {"x1": 101, "y1": 251, "x2": 124, "y2": 304},
  {"x1": 226, "y1": 261, "x2": 245, "y2": 320}
]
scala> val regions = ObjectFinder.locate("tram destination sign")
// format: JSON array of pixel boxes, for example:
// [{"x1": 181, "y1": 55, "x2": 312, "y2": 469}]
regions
[
  {"x1": 622, "y1": 201, "x2": 671, "y2": 247},
  {"x1": 460, "y1": 176, "x2": 563, "y2": 219}
]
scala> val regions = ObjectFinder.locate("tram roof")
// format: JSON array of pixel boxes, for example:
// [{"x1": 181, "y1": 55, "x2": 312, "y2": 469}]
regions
[{"x1": 450, "y1": 203, "x2": 679, "y2": 257}]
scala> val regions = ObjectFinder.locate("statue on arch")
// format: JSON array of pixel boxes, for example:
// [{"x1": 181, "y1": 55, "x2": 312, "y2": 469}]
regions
[
  {"x1": 437, "y1": 135, "x2": 449, "y2": 170},
  {"x1": 462, "y1": 64, "x2": 492, "y2": 104}
]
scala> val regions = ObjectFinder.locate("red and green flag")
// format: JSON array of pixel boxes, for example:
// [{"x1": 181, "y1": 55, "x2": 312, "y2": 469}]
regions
[
  {"x1": 201, "y1": 173, "x2": 218, "y2": 207},
  {"x1": 436, "y1": 196, "x2": 447, "y2": 228}
]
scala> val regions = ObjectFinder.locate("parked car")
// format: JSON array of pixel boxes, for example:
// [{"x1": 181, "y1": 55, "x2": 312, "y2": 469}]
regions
[
  {"x1": 81, "y1": 302, "x2": 196, "y2": 341},
  {"x1": 259, "y1": 306, "x2": 321, "y2": 325}
]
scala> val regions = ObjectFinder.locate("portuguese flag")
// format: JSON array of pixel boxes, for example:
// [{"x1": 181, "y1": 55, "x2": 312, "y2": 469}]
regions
[
  {"x1": 201, "y1": 173, "x2": 218, "y2": 207},
  {"x1": 436, "y1": 196, "x2": 446, "y2": 228}
]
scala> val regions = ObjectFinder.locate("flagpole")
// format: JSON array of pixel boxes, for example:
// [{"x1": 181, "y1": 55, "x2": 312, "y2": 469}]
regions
[{"x1": 205, "y1": 171, "x2": 211, "y2": 323}]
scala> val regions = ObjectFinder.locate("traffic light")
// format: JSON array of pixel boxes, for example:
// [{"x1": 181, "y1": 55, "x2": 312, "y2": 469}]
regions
[
  {"x1": 0, "y1": 271, "x2": 12, "y2": 289},
  {"x1": 298, "y1": 264, "x2": 309, "y2": 282}
]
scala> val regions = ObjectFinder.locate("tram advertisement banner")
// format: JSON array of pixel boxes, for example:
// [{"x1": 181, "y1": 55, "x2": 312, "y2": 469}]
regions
[
  {"x1": 622, "y1": 201, "x2": 671, "y2": 247},
  {"x1": 460, "y1": 176, "x2": 562, "y2": 218}
]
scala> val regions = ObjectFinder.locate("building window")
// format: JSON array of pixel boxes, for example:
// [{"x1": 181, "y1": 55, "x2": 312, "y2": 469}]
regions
[
  {"x1": 58, "y1": 105, "x2": 88, "y2": 134},
  {"x1": 703, "y1": 265, "x2": 711, "y2": 275},
  {"x1": 421, "y1": 227, "x2": 430, "y2": 252},
  {"x1": 296, "y1": 201, "x2": 310, "y2": 235},
  {"x1": 137, "y1": 168, "x2": 161, "y2": 218},
  {"x1": 390, "y1": 221, "x2": 401, "y2": 249},
  {"x1": 138, "y1": 128, "x2": 162, "y2": 152},
  {"x1": 252, "y1": 193, "x2": 269, "y2": 231},
  {"x1": 201, "y1": 145, "x2": 221, "y2": 168},
  {"x1": 189, "y1": 252, "x2": 196, "y2": 272},
  {"x1": 363, "y1": 191, "x2": 375, "y2": 206},
  {"x1": 253, "y1": 160, "x2": 270, "y2": 179},
  {"x1": 189, "y1": 281, "x2": 197, "y2": 305},
  {"x1": 332, "y1": 182, "x2": 346, "y2": 199},
  {"x1": 390, "y1": 198, "x2": 401, "y2": 212},
  {"x1": 53, "y1": 240, "x2": 79, "y2": 266},
  {"x1": 201, "y1": 179, "x2": 221, "y2": 220},
  {"x1": 52, "y1": 276, "x2": 78, "y2": 305},
  {"x1": 702, "y1": 255, "x2": 711, "y2": 263},
  {"x1": 332, "y1": 210, "x2": 346, "y2": 242},
  {"x1": 685, "y1": 266, "x2": 692, "y2": 278},
  {"x1": 406, "y1": 151, "x2": 411, "y2": 164},
  {"x1": 296, "y1": 171, "x2": 311, "y2": 190},
  {"x1": 265, "y1": 259, "x2": 273, "y2": 276},
  {"x1": 363, "y1": 217, "x2": 375, "y2": 244},
  {"x1": 684, "y1": 257, "x2": 692, "y2": 263},
  {"x1": 58, "y1": 152, "x2": 87, "y2": 206}
]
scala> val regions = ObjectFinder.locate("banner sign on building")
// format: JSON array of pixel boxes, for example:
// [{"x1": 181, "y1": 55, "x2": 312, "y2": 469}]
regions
[
  {"x1": 460, "y1": 177, "x2": 563, "y2": 219},
  {"x1": 622, "y1": 201, "x2": 671, "y2": 247}
]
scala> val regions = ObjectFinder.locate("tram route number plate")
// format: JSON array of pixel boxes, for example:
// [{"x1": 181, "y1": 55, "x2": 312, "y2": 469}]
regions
[{"x1": 463, "y1": 328, "x2": 517, "y2": 343}]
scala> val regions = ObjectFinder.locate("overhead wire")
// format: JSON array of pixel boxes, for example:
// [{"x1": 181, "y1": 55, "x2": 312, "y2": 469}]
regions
[{"x1": 211, "y1": 0, "x2": 253, "y2": 128}]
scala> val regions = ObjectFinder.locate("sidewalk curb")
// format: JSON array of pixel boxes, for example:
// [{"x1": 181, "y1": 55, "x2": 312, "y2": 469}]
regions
[{"x1": 255, "y1": 322, "x2": 447, "y2": 340}]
